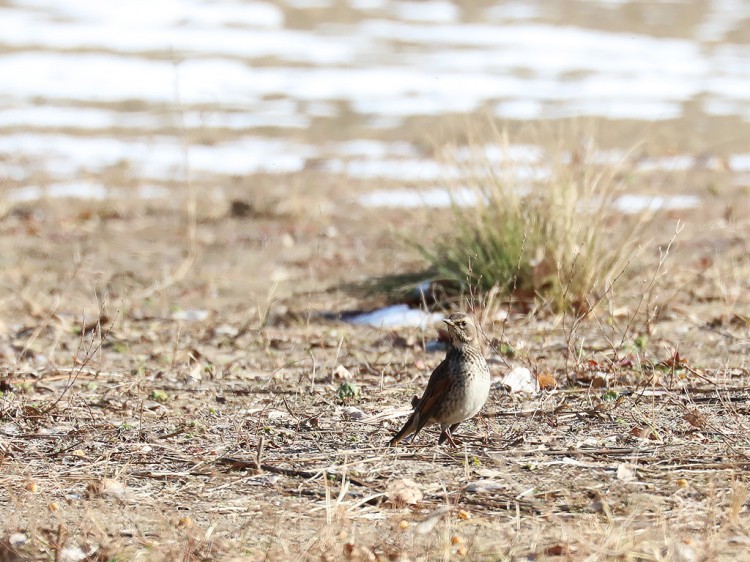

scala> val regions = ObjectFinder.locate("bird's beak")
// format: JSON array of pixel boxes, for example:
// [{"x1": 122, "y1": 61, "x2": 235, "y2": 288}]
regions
[{"x1": 442, "y1": 318, "x2": 454, "y2": 327}]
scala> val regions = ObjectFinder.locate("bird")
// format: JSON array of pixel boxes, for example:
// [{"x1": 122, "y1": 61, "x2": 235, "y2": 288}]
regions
[{"x1": 389, "y1": 311, "x2": 491, "y2": 447}]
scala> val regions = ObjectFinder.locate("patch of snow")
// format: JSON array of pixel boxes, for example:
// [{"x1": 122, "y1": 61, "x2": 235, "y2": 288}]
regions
[
  {"x1": 345, "y1": 304, "x2": 443, "y2": 329},
  {"x1": 613, "y1": 194, "x2": 700, "y2": 214}
]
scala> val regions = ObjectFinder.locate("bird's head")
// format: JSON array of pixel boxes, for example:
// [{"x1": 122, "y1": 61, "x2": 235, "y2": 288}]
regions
[{"x1": 442, "y1": 312, "x2": 478, "y2": 347}]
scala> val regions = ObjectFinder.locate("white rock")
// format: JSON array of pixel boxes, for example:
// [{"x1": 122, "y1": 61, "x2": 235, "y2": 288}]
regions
[
  {"x1": 386, "y1": 478, "x2": 423, "y2": 506},
  {"x1": 171, "y1": 309, "x2": 209, "y2": 322},
  {"x1": 88, "y1": 477, "x2": 126, "y2": 500},
  {"x1": 332, "y1": 364, "x2": 353, "y2": 380},
  {"x1": 616, "y1": 463, "x2": 637, "y2": 482},
  {"x1": 673, "y1": 541, "x2": 697, "y2": 562},
  {"x1": 59, "y1": 547, "x2": 88, "y2": 562},
  {"x1": 341, "y1": 406, "x2": 366, "y2": 421},
  {"x1": 464, "y1": 480, "x2": 505, "y2": 493},
  {"x1": 501, "y1": 367, "x2": 539, "y2": 394},
  {"x1": 9, "y1": 533, "x2": 27, "y2": 546},
  {"x1": 248, "y1": 474, "x2": 281, "y2": 486}
]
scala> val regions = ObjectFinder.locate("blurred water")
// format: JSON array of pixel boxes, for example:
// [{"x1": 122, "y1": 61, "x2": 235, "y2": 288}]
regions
[{"x1": 0, "y1": 0, "x2": 748, "y2": 199}]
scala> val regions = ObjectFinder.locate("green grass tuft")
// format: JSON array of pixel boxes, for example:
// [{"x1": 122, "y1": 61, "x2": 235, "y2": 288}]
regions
[{"x1": 419, "y1": 137, "x2": 644, "y2": 312}]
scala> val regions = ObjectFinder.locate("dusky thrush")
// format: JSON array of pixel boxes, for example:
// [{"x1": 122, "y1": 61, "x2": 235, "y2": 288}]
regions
[{"x1": 389, "y1": 312, "x2": 491, "y2": 447}]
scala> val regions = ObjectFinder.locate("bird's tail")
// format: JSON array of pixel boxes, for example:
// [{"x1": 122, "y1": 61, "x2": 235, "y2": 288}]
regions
[{"x1": 388, "y1": 413, "x2": 417, "y2": 447}]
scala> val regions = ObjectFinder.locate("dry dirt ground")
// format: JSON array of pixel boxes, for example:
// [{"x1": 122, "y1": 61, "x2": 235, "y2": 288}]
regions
[
  {"x1": 1, "y1": 170, "x2": 750, "y2": 562},
  {"x1": 3, "y1": 0, "x2": 750, "y2": 559}
]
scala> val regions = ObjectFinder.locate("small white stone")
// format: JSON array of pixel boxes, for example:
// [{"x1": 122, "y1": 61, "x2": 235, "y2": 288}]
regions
[
  {"x1": 386, "y1": 478, "x2": 423, "y2": 506},
  {"x1": 673, "y1": 541, "x2": 697, "y2": 562},
  {"x1": 248, "y1": 474, "x2": 281, "y2": 486},
  {"x1": 332, "y1": 364, "x2": 353, "y2": 380},
  {"x1": 281, "y1": 233, "x2": 295, "y2": 248},
  {"x1": 171, "y1": 309, "x2": 209, "y2": 322},
  {"x1": 501, "y1": 367, "x2": 539, "y2": 395},
  {"x1": 464, "y1": 480, "x2": 505, "y2": 493},
  {"x1": 341, "y1": 406, "x2": 365, "y2": 421},
  {"x1": 59, "y1": 547, "x2": 87, "y2": 562},
  {"x1": 616, "y1": 463, "x2": 637, "y2": 482},
  {"x1": 9, "y1": 533, "x2": 27, "y2": 546}
]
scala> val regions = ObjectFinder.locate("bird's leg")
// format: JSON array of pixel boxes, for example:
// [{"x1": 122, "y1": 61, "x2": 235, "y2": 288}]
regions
[
  {"x1": 438, "y1": 423, "x2": 461, "y2": 446},
  {"x1": 441, "y1": 428, "x2": 458, "y2": 449}
]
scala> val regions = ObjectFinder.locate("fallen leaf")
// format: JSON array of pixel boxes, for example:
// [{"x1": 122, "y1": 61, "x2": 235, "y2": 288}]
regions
[
  {"x1": 544, "y1": 544, "x2": 569, "y2": 556},
  {"x1": 658, "y1": 350, "x2": 687, "y2": 370},
  {"x1": 537, "y1": 372, "x2": 556, "y2": 390},
  {"x1": 683, "y1": 410, "x2": 706, "y2": 429},
  {"x1": 630, "y1": 426, "x2": 659, "y2": 440},
  {"x1": 591, "y1": 376, "x2": 607, "y2": 389}
]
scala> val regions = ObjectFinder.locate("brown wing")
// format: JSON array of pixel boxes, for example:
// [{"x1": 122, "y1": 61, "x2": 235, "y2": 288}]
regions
[{"x1": 412, "y1": 359, "x2": 452, "y2": 435}]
